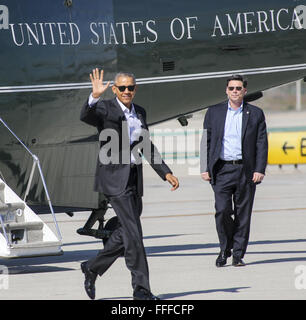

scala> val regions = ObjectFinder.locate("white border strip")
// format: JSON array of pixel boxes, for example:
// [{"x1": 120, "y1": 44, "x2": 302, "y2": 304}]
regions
[{"x1": 1, "y1": 63, "x2": 306, "y2": 93}]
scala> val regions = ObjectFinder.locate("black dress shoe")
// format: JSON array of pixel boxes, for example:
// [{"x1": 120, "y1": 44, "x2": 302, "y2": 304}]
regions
[
  {"x1": 133, "y1": 288, "x2": 160, "y2": 300},
  {"x1": 216, "y1": 249, "x2": 232, "y2": 267},
  {"x1": 77, "y1": 228, "x2": 111, "y2": 239},
  {"x1": 77, "y1": 228, "x2": 96, "y2": 236},
  {"x1": 232, "y1": 257, "x2": 246, "y2": 267},
  {"x1": 81, "y1": 261, "x2": 97, "y2": 300}
]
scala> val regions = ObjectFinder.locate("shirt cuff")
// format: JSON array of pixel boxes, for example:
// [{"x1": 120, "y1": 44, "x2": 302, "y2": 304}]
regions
[{"x1": 88, "y1": 93, "x2": 100, "y2": 107}]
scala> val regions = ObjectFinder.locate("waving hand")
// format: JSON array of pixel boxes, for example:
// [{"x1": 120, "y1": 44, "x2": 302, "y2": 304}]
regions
[{"x1": 90, "y1": 68, "x2": 110, "y2": 99}]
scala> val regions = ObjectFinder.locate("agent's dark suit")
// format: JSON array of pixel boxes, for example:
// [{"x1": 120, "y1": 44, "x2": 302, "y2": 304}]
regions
[
  {"x1": 80, "y1": 97, "x2": 172, "y2": 293},
  {"x1": 202, "y1": 101, "x2": 268, "y2": 259}
]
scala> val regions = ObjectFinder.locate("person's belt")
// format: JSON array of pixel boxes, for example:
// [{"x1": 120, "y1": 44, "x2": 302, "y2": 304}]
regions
[{"x1": 220, "y1": 159, "x2": 243, "y2": 165}]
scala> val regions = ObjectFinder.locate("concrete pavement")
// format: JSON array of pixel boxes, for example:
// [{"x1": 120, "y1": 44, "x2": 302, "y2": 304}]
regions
[{"x1": 0, "y1": 164, "x2": 306, "y2": 300}]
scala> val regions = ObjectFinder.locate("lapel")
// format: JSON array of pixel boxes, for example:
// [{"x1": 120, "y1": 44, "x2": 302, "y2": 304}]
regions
[
  {"x1": 110, "y1": 98, "x2": 130, "y2": 143},
  {"x1": 241, "y1": 102, "x2": 250, "y2": 141},
  {"x1": 218, "y1": 102, "x2": 228, "y2": 138},
  {"x1": 111, "y1": 97, "x2": 126, "y2": 120},
  {"x1": 134, "y1": 105, "x2": 147, "y2": 129}
]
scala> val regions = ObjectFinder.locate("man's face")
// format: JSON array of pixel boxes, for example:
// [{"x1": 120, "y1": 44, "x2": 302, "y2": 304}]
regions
[
  {"x1": 112, "y1": 75, "x2": 137, "y2": 108},
  {"x1": 226, "y1": 80, "x2": 247, "y2": 105}
]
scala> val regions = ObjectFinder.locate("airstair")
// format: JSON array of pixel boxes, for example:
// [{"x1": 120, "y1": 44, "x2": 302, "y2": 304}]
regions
[
  {"x1": 0, "y1": 179, "x2": 62, "y2": 258},
  {"x1": 0, "y1": 117, "x2": 63, "y2": 258}
]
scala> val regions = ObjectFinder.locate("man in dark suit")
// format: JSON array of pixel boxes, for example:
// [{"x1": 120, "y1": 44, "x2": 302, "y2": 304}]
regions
[
  {"x1": 201, "y1": 74, "x2": 268, "y2": 267},
  {"x1": 80, "y1": 69, "x2": 179, "y2": 300}
]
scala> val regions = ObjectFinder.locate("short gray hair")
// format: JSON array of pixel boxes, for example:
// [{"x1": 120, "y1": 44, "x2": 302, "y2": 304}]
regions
[{"x1": 114, "y1": 72, "x2": 136, "y2": 84}]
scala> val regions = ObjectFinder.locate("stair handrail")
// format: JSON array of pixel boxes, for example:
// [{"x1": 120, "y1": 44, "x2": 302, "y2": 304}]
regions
[{"x1": 0, "y1": 117, "x2": 62, "y2": 241}]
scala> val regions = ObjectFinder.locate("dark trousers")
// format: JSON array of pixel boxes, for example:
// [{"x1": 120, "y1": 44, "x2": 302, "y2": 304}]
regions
[
  {"x1": 212, "y1": 162, "x2": 256, "y2": 259},
  {"x1": 87, "y1": 166, "x2": 150, "y2": 292}
]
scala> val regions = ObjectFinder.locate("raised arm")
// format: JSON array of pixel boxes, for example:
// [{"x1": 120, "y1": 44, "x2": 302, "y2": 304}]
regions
[{"x1": 80, "y1": 69, "x2": 110, "y2": 127}]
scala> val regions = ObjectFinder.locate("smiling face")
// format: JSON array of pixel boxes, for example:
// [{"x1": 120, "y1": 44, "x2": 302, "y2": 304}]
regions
[
  {"x1": 112, "y1": 75, "x2": 137, "y2": 109},
  {"x1": 226, "y1": 80, "x2": 247, "y2": 107}
]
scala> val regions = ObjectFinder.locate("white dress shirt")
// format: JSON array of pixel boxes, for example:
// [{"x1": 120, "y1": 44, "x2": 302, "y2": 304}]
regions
[{"x1": 220, "y1": 101, "x2": 243, "y2": 161}]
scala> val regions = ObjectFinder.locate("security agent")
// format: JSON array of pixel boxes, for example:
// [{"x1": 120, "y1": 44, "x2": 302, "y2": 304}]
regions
[
  {"x1": 201, "y1": 74, "x2": 268, "y2": 267},
  {"x1": 80, "y1": 69, "x2": 179, "y2": 300}
]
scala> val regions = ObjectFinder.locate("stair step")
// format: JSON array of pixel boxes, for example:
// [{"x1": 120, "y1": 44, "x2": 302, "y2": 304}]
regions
[
  {"x1": 10, "y1": 241, "x2": 62, "y2": 249},
  {"x1": 0, "y1": 202, "x2": 25, "y2": 214},
  {"x1": 3, "y1": 221, "x2": 43, "y2": 231}
]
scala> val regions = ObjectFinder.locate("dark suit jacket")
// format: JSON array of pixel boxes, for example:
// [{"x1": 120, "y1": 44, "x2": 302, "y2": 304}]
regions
[
  {"x1": 202, "y1": 101, "x2": 268, "y2": 185},
  {"x1": 80, "y1": 97, "x2": 172, "y2": 197}
]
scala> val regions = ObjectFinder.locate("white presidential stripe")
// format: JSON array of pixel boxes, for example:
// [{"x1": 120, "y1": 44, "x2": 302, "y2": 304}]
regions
[{"x1": 1, "y1": 63, "x2": 306, "y2": 93}]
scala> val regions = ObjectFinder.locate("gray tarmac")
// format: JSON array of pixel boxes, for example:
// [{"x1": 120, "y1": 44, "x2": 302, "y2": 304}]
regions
[{"x1": 1, "y1": 111, "x2": 306, "y2": 300}]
